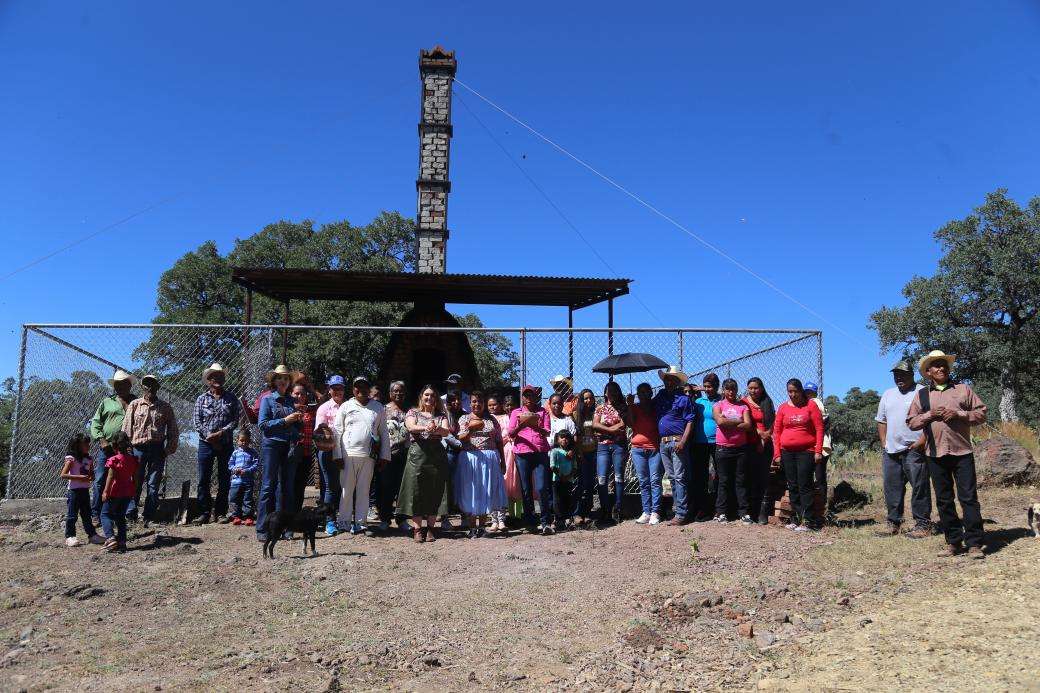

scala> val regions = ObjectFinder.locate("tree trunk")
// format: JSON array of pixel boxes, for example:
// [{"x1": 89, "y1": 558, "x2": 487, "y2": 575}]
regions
[{"x1": 998, "y1": 367, "x2": 1020, "y2": 423}]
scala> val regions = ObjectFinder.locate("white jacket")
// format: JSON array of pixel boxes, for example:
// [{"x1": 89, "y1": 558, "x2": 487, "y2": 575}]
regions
[{"x1": 333, "y1": 398, "x2": 390, "y2": 461}]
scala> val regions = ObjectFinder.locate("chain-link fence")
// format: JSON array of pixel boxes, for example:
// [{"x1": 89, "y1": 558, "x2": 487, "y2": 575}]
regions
[{"x1": 6, "y1": 324, "x2": 821, "y2": 500}]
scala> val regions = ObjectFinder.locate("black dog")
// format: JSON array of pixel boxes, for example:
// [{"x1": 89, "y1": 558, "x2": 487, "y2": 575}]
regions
[{"x1": 262, "y1": 504, "x2": 328, "y2": 559}]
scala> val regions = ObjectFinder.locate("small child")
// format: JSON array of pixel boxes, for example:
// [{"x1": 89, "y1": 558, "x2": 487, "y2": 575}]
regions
[
  {"x1": 61, "y1": 433, "x2": 105, "y2": 547},
  {"x1": 550, "y1": 430, "x2": 577, "y2": 531},
  {"x1": 100, "y1": 431, "x2": 138, "y2": 552},
  {"x1": 228, "y1": 430, "x2": 259, "y2": 526}
]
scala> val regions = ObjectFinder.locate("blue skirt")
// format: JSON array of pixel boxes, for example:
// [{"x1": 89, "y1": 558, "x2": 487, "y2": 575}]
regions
[{"x1": 454, "y1": 449, "x2": 508, "y2": 515}]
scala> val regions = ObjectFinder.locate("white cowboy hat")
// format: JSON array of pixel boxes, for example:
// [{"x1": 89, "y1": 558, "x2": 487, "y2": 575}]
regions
[
  {"x1": 548, "y1": 374, "x2": 573, "y2": 388},
  {"x1": 657, "y1": 366, "x2": 688, "y2": 385},
  {"x1": 265, "y1": 364, "x2": 293, "y2": 385},
  {"x1": 108, "y1": 369, "x2": 134, "y2": 386},
  {"x1": 918, "y1": 350, "x2": 956, "y2": 377},
  {"x1": 202, "y1": 362, "x2": 226, "y2": 382}
]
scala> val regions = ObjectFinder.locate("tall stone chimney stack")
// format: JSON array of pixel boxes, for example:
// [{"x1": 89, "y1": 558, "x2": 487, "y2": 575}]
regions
[{"x1": 415, "y1": 46, "x2": 456, "y2": 274}]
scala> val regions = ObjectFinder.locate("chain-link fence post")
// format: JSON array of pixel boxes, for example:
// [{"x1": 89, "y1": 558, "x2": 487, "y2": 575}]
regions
[
  {"x1": 5, "y1": 326, "x2": 28, "y2": 500},
  {"x1": 817, "y1": 332, "x2": 824, "y2": 394},
  {"x1": 677, "y1": 331, "x2": 684, "y2": 371},
  {"x1": 519, "y1": 329, "x2": 527, "y2": 386}
]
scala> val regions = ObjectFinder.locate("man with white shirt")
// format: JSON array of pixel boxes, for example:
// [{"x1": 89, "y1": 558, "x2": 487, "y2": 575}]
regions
[
  {"x1": 875, "y1": 360, "x2": 931, "y2": 538},
  {"x1": 332, "y1": 376, "x2": 391, "y2": 535}
]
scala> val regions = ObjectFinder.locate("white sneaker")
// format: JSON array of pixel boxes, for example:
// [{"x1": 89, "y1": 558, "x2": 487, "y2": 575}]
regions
[
  {"x1": 740, "y1": 515, "x2": 754, "y2": 525},
  {"x1": 785, "y1": 522, "x2": 799, "y2": 530},
  {"x1": 714, "y1": 514, "x2": 728, "y2": 524},
  {"x1": 88, "y1": 534, "x2": 106, "y2": 545},
  {"x1": 794, "y1": 524, "x2": 810, "y2": 532},
  {"x1": 635, "y1": 513, "x2": 651, "y2": 524},
  {"x1": 64, "y1": 537, "x2": 81, "y2": 547},
  {"x1": 648, "y1": 513, "x2": 661, "y2": 525}
]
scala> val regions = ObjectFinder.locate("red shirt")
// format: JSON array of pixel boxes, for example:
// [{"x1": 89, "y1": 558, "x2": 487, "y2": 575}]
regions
[
  {"x1": 629, "y1": 405, "x2": 660, "y2": 450},
  {"x1": 773, "y1": 400, "x2": 824, "y2": 456},
  {"x1": 105, "y1": 452, "x2": 139, "y2": 498}
]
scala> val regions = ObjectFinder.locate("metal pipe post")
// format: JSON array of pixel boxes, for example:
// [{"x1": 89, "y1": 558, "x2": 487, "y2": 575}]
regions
[
  {"x1": 567, "y1": 307, "x2": 574, "y2": 380},
  {"x1": 281, "y1": 301, "x2": 289, "y2": 365},
  {"x1": 607, "y1": 298, "x2": 614, "y2": 356},
  {"x1": 678, "y1": 331, "x2": 684, "y2": 370},
  {"x1": 519, "y1": 329, "x2": 527, "y2": 387}
]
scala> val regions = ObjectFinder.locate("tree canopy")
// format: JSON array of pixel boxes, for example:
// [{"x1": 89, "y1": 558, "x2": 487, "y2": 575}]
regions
[
  {"x1": 824, "y1": 387, "x2": 882, "y2": 453},
  {"x1": 137, "y1": 213, "x2": 518, "y2": 395},
  {"x1": 870, "y1": 189, "x2": 1040, "y2": 425}
]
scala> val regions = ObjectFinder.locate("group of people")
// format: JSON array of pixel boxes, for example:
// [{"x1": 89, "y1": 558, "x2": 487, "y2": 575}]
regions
[{"x1": 63, "y1": 348, "x2": 989, "y2": 557}]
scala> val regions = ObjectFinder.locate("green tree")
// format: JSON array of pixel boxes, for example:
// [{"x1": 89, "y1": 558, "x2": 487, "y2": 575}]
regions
[
  {"x1": 870, "y1": 189, "x2": 1040, "y2": 424},
  {"x1": 455, "y1": 313, "x2": 520, "y2": 389},
  {"x1": 136, "y1": 213, "x2": 518, "y2": 395},
  {"x1": 825, "y1": 387, "x2": 882, "y2": 452},
  {"x1": 0, "y1": 377, "x2": 16, "y2": 495}
]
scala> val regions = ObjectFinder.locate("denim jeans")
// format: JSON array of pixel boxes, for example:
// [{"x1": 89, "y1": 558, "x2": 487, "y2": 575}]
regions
[
  {"x1": 66, "y1": 488, "x2": 97, "y2": 539},
  {"x1": 197, "y1": 440, "x2": 233, "y2": 518},
  {"x1": 101, "y1": 497, "x2": 130, "y2": 543},
  {"x1": 129, "y1": 443, "x2": 165, "y2": 521},
  {"x1": 690, "y1": 443, "x2": 715, "y2": 519},
  {"x1": 782, "y1": 450, "x2": 816, "y2": 524},
  {"x1": 318, "y1": 449, "x2": 342, "y2": 514},
  {"x1": 575, "y1": 450, "x2": 597, "y2": 517},
  {"x1": 229, "y1": 478, "x2": 255, "y2": 518},
  {"x1": 516, "y1": 451, "x2": 553, "y2": 526},
  {"x1": 90, "y1": 447, "x2": 109, "y2": 519},
  {"x1": 631, "y1": 447, "x2": 663, "y2": 515},
  {"x1": 882, "y1": 449, "x2": 932, "y2": 527},
  {"x1": 928, "y1": 453, "x2": 983, "y2": 548},
  {"x1": 596, "y1": 442, "x2": 626, "y2": 513},
  {"x1": 714, "y1": 444, "x2": 749, "y2": 518},
  {"x1": 659, "y1": 440, "x2": 690, "y2": 519},
  {"x1": 256, "y1": 439, "x2": 297, "y2": 538}
]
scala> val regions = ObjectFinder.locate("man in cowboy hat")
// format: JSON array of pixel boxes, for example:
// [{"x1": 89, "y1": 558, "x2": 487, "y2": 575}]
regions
[
  {"x1": 442, "y1": 373, "x2": 470, "y2": 414},
  {"x1": 121, "y1": 374, "x2": 180, "y2": 525},
  {"x1": 89, "y1": 369, "x2": 136, "y2": 525},
  {"x1": 875, "y1": 360, "x2": 931, "y2": 538},
  {"x1": 652, "y1": 366, "x2": 696, "y2": 525},
  {"x1": 191, "y1": 363, "x2": 241, "y2": 524},
  {"x1": 907, "y1": 350, "x2": 988, "y2": 558},
  {"x1": 549, "y1": 375, "x2": 578, "y2": 416}
]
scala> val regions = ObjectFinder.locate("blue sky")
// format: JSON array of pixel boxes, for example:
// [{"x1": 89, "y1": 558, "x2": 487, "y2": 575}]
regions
[{"x1": 2, "y1": 2, "x2": 1039, "y2": 397}]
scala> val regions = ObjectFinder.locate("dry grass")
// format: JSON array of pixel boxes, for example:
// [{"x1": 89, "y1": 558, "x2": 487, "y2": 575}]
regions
[{"x1": 975, "y1": 420, "x2": 1040, "y2": 459}]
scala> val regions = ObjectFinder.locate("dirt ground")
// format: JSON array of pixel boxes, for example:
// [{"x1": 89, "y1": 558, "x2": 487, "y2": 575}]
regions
[{"x1": 0, "y1": 479, "x2": 1037, "y2": 692}]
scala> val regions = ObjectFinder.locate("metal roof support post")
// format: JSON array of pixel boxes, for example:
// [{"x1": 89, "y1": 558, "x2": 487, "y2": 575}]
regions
[
  {"x1": 567, "y1": 306, "x2": 574, "y2": 380},
  {"x1": 281, "y1": 301, "x2": 289, "y2": 366},
  {"x1": 243, "y1": 288, "x2": 253, "y2": 349},
  {"x1": 520, "y1": 329, "x2": 527, "y2": 387},
  {"x1": 607, "y1": 298, "x2": 614, "y2": 382},
  {"x1": 678, "y1": 330, "x2": 684, "y2": 371}
]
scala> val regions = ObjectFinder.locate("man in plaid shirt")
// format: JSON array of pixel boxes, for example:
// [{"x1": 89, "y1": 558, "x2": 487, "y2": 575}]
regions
[{"x1": 192, "y1": 363, "x2": 241, "y2": 524}]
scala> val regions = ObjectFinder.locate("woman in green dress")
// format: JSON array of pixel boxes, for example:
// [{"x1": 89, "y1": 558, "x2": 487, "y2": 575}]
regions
[{"x1": 397, "y1": 384, "x2": 453, "y2": 543}]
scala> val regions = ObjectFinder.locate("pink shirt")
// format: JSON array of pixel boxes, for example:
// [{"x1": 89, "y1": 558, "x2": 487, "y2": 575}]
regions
[
  {"x1": 713, "y1": 400, "x2": 749, "y2": 448},
  {"x1": 66, "y1": 455, "x2": 94, "y2": 490},
  {"x1": 315, "y1": 398, "x2": 343, "y2": 431},
  {"x1": 508, "y1": 406, "x2": 551, "y2": 455}
]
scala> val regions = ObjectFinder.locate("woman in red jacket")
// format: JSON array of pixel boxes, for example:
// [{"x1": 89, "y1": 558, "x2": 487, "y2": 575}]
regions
[{"x1": 772, "y1": 378, "x2": 824, "y2": 531}]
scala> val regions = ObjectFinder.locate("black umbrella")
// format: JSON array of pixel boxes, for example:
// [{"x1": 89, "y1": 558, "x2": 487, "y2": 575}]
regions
[{"x1": 591, "y1": 352, "x2": 669, "y2": 376}]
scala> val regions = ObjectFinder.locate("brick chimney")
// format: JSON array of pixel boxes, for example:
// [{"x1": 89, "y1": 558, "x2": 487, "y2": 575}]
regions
[{"x1": 415, "y1": 46, "x2": 456, "y2": 274}]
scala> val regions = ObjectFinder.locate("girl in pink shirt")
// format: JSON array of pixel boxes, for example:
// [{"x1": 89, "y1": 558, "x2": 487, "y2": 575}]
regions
[
  {"x1": 711, "y1": 378, "x2": 754, "y2": 524},
  {"x1": 60, "y1": 434, "x2": 104, "y2": 547}
]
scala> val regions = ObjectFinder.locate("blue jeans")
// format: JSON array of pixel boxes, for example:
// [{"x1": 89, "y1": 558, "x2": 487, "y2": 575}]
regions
[
  {"x1": 229, "y1": 478, "x2": 255, "y2": 518},
  {"x1": 257, "y1": 440, "x2": 297, "y2": 538},
  {"x1": 197, "y1": 440, "x2": 233, "y2": 518},
  {"x1": 631, "y1": 447, "x2": 663, "y2": 515},
  {"x1": 318, "y1": 449, "x2": 342, "y2": 514},
  {"x1": 575, "y1": 450, "x2": 597, "y2": 517},
  {"x1": 515, "y1": 451, "x2": 553, "y2": 526},
  {"x1": 596, "y1": 443, "x2": 626, "y2": 513},
  {"x1": 128, "y1": 443, "x2": 164, "y2": 521},
  {"x1": 90, "y1": 447, "x2": 109, "y2": 519},
  {"x1": 101, "y1": 497, "x2": 130, "y2": 543},
  {"x1": 66, "y1": 488, "x2": 97, "y2": 539},
  {"x1": 659, "y1": 439, "x2": 690, "y2": 519}
]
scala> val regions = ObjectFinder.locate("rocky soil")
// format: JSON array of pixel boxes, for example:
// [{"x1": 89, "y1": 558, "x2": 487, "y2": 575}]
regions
[{"x1": 0, "y1": 483, "x2": 1036, "y2": 692}]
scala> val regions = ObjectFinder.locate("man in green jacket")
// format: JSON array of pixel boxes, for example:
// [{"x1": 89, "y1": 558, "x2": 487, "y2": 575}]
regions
[{"x1": 89, "y1": 369, "x2": 135, "y2": 524}]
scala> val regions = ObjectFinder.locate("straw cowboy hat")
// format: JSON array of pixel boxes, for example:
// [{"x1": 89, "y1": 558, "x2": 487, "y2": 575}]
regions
[
  {"x1": 549, "y1": 374, "x2": 573, "y2": 389},
  {"x1": 918, "y1": 350, "x2": 956, "y2": 377},
  {"x1": 657, "y1": 366, "x2": 688, "y2": 385},
  {"x1": 265, "y1": 364, "x2": 293, "y2": 386},
  {"x1": 108, "y1": 369, "x2": 134, "y2": 386},
  {"x1": 202, "y1": 362, "x2": 226, "y2": 382}
]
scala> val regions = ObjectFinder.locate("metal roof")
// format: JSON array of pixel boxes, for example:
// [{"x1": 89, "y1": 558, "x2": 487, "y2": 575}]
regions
[{"x1": 231, "y1": 268, "x2": 630, "y2": 310}]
